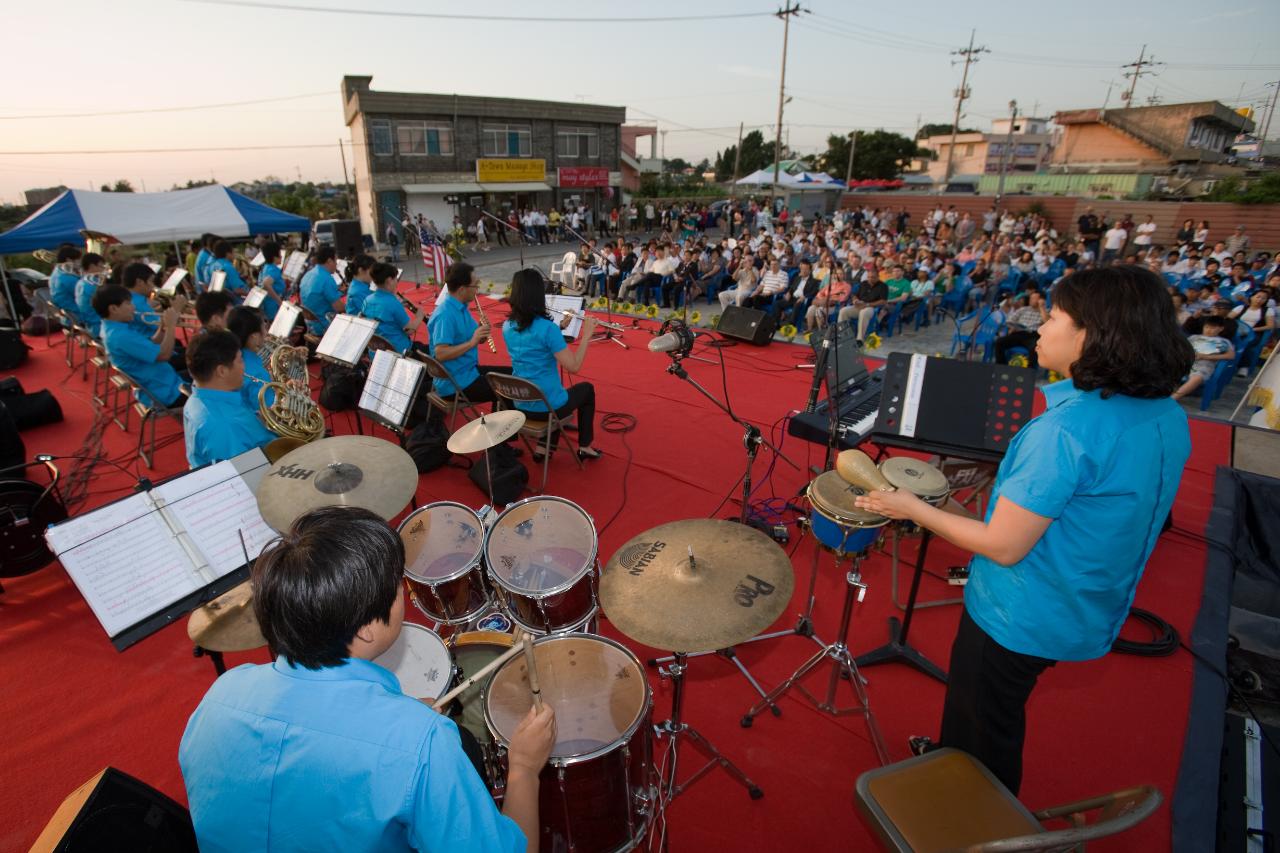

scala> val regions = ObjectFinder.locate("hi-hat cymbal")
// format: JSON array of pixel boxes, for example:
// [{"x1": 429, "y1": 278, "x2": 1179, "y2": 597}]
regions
[
  {"x1": 446, "y1": 410, "x2": 526, "y2": 454},
  {"x1": 600, "y1": 519, "x2": 795, "y2": 653},
  {"x1": 187, "y1": 581, "x2": 266, "y2": 652},
  {"x1": 255, "y1": 435, "x2": 417, "y2": 532}
]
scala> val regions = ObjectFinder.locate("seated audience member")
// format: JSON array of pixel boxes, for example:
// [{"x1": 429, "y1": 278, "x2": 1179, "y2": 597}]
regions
[
  {"x1": 182, "y1": 330, "x2": 278, "y2": 468},
  {"x1": 179, "y1": 505, "x2": 556, "y2": 850},
  {"x1": 804, "y1": 268, "x2": 853, "y2": 331},
  {"x1": 227, "y1": 306, "x2": 275, "y2": 411},
  {"x1": 300, "y1": 246, "x2": 344, "y2": 334},
  {"x1": 74, "y1": 253, "x2": 107, "y2": 336},
  {"x1": 995, "y1": 289, "x2": 1049, "y2": 368},
  {"x1": 747, "y1": 258, "x2": 791, "y2": 310},
  {"x1": 209, "y1": 240, "x2": 249, "y2": 297},
  {"x1": 362, "y1": 262, "x2": 428, "y2": 355},
  {"x1": 343, "y1": 254, "x2": 377, "y2": 316},
  {"x1": 196, "y1": 290, "x2": 235, "y2": 333},
  {"x1": 837, "y1": 267, "x2": 891, "y2": 343},
  {"x1": 93, "y1": 284, "x2": 186, "y2": 409},
  {"x1": 427, "y1": 262, "x2": 511, "y2": 405},
  {"x1": 718, "y1": 256, "x2": 760, "y2": 309},
  {"x1": 1171, "y1": 291, "x2": 1190, "y2": 326},
  {"x1": 254, "y1": 240, "x2": 286, "y2": 320},
  {"x1": 775, "y1": 259, "x2": 821, "y2": 328},
  {"x1": 1172, "y1": 315, "x2": 1234, "y2": 401},
  {"x1": 664, "y1": 248, "x2": 699, "y2": 307},
  {"x1": 900, "y1": 266, "x2": 936, "y2": 325},
  {"x1": 49, "y1": 244, "x2": 83, "y2": 322}
]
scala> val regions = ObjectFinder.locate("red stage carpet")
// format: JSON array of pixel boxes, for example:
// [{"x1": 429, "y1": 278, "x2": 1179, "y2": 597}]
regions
[{"x1": 0, "y1": 297, "x2": 1227, "y2": 851}]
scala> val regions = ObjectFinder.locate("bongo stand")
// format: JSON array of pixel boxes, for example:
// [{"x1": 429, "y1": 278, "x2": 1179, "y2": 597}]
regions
[{"x1": 854, "y1": 526, "x2": 948, "y2": 684}]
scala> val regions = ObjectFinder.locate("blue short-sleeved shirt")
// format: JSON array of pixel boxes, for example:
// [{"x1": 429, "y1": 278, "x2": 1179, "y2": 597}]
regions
[
  {"x1": 428, "y1": 292, "x2": 479, "y2": 396},
  {"x1": 211, "y1": 258, "x2": 248, "y2": 295},
  {"x1": 362, "y1": 290, "x2": 412, "y2": 354},
  {"x1": 345, "y1": 280, "x2": 373, "y2": 316},
  {"x1": 74, "y1": 276, "x2": 102, "y2": 335},
  {"x1": 195, "y1": 250, "x2": 213, "y2": 288},
  {"x1": 301, "y1": 266, "x2": 342, "y2": 334},
  {"x1": 178, "y1": 655, "x2": 525, "y2": 853},
  {"x1": 101, "y1": 320, "x2": 183, "y2": 407},
  {"x1": 130, "y1": 291, "x2": 158, "y2": 336},
  {"x1": 50, "y1": 268, "x2": 79, "y2": 315},
  {"x1": 503, "y1": 315, "x2": 568, "y2": 411},
  {"x1": 182, "y1": 385, "x2": 276, "y2": 469},
  {"x1": 241, "y1": 348, "x2": 274, "y2": 410},
  {"x1": 257, "y1": 263, "x2": 284, "y2": 320},
  {"x1": 963, "y1": 379, "x2": 1191, "y2": 661}
]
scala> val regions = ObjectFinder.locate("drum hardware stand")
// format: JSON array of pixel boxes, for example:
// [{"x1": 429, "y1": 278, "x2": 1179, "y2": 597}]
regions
[
  {"x1": 886, "y1": 524, "x2": 962, "y2": 613},
  {"x1": 854, "y1": 527, "x2": 949, "y2": 684},
  {"x1": 740, "y1": 553, "x2": 891, "y2": 766},
  {"x1": 654, "y1": 652, "x2": 764, "y2": 802}
]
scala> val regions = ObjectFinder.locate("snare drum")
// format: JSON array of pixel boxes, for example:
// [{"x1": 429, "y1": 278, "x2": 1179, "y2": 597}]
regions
[
  {"x1": 807, "y1": 470, "x2": 890, "y2": 554},
  {"x1": 483, "y1": 497, "x2": 598, "y2": 634},
  {"x1": 400, "y1": 502, "x2": 492, "y2": 625},
  {"x1": 373, "y1": 623, "x2": 455, "y2": 701},
  {"x1": 485, "y1": 634, "x2": 654, "y2": 853},
  {"x1": 879, "y1": 457, "x2": 950, "y2": 505},
  {"x1": 450, "y1": 630, "x2": 516, "y2": 791}
]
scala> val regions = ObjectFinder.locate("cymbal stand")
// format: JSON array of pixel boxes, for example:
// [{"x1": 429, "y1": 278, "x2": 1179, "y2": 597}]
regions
[
  {"x1": 740, "y1": 551, "x2": 891, "y2": 766},
  {"x1": 654, "y1": 652, "x2": 763, "y2": 802}
]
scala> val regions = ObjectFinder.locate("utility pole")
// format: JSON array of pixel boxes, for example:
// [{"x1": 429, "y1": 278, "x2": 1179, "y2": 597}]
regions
[
  {"x1": 730, "y1": 121, "x2": 744, "y2": 197},
  {"x1": 942, "y1": 29, "x2": 988, "y2": 187},
  {"x1": 338, "y1": 139, "x2": 353, "y2": 214},
  {"x1": 1262, "y1": 80, "x2": 1279, "y2": 143},
  {"x1": 771, "y1": 2, "x2": 805, "y2": 206},
  {"x1": 994, "y1": 100, "x2": 1017, "y2": 212},
  {"x1": 843, "y1": 130, "x2": 859, "y2": 188},
  {"x1": 1121, "y1": 44, "x2": 1161, "y2": 108}
]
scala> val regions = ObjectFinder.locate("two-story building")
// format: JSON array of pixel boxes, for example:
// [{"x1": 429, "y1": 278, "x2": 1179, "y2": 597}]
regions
[
  {"x1": 341, "y1": 75, "x2": 626, "y2": 238},
  {"x1": 917, "y1": 117, "x2": 1056, "y2": 185}
]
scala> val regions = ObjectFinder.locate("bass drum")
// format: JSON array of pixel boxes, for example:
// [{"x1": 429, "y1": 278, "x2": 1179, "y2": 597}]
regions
[{"x1": 449, "y1": 630, "x2": 516, "y2": 792}]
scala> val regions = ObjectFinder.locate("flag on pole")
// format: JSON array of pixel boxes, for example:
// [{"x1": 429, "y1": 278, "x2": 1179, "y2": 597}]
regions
[{"x1": 419, "y1": 226, "x2": 451, "y2": 283}]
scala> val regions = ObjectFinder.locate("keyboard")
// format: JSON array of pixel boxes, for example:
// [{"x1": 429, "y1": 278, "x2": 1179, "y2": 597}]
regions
[{"x1": 787, "y1": 368, "x2": 885, "y2": 449}]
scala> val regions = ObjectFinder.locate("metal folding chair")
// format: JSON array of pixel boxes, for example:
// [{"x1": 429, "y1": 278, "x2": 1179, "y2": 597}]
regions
[
  {"x1": 411, "y1": 352, "x2": 482, "y2": 430},
  {"x1": 484, "y1": 373, "x2": 582, "y2": 495}
]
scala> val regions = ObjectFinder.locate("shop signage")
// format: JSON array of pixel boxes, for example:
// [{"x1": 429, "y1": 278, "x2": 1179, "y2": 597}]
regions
[
  {"x1": 558, "y1": 167, "x2": 610, "y2": 188},
  {"x1": 476, "y1": 159, "x2": 546, "y2": 183}
]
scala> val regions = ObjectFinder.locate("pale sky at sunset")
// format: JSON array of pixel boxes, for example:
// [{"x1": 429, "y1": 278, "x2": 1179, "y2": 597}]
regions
[{"x1": 2, "y1": 0, "x2": 1277, "y2": 205}]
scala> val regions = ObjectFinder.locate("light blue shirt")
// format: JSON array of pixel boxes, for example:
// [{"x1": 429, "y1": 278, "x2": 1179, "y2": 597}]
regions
[
  {"x1": 503, "y1": 315, "x2": 568, "y2": 412},
  {"x1": 211, "y1": 257, "x2": 248, "y2": 296},
  {"x1": 241, "y1": 348, "x2": 274, "y2": 410},
  {"x1": 178, "y1": 655, "x2": 524, "y2": 853},
  {"x1": 50, "y1": 267, "x2": 79, "y2": 316},
  {"x1": 129, "y1": 291, "x2": 158, "y2": 336},
  {"x1": 345, "y1": 279, "x2": 373, "y2": 316},
  {"x1": 182, "y1": 385, "x2": 276, "y2": 469},
  {"x1": 258, "y1": 263, "x2": 284, "y2": 320},
  {"x1": 74, "y1": 275, "x2": 102, "y2": 335},
  {"x1": 963, "y1": 379, "x2": 1191, "y2": 661},
  {"x1": 427, "y1": 292, "x2": 479, "y2": 396},
  {"x1": 362, "y1": 289, "x2": 412, "y2": 354},
  {"x1": 195, "y1": 249, "x2": 213, "y2": 288},
  {"x1": 301, "y1": 266, "x2": 342, "y2": 334},
  {"x1": 101, "y1": 320, "x2": 183, "y2": 407}
]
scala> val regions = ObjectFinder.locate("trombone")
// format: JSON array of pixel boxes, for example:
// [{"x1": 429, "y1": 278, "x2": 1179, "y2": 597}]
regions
[{"x1": 544, "y1": 305, "x2": 627, "y2": 331}]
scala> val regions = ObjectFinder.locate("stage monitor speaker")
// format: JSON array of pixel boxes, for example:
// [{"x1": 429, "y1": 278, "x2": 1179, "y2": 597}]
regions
[
  {"x1": 717, "y1": 305, "x2": 775, "y2": 346},
  {"x1": 29, "y1": 767, "x2": 197, "y2": 853}
]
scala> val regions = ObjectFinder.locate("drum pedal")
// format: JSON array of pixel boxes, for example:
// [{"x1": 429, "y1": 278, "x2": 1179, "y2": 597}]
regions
[{"x1": 946, "y1": 565, "x2": 969, "y2": 586}]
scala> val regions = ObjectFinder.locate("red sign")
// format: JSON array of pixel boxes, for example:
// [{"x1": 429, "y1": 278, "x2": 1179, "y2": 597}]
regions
[{"x1": 558, "y1": 167, "x2": 609, "y2": 188}]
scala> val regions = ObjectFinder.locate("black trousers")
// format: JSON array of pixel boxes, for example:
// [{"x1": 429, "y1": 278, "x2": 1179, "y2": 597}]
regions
[
  {"x1": 995, "y1": 330, "x2": 1040, "y2": 368},
  {"x1": 938, "y1": 607, "x2": 1055, "y2": 795},
  {"x1": 437, "y1": 364, "x2": 511, "y2": 407},
  {"x1": 552, "y1": 382, "x2": 595, "y2": 447}
]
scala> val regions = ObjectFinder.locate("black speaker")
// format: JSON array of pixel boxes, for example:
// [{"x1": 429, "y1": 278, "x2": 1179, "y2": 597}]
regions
[
  {"x1": 717, "y1": 305, "x2": 775, "y2": 345},
  {"x1": 30, "y1": 768, "x2": 197, "y2": 853}
]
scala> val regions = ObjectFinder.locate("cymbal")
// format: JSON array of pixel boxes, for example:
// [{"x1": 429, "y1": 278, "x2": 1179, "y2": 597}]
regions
[
  {"x1": 446, "y1": 410, "x2": 526, "y2": 454},
  {"x1": 187, "y1": 581, "x2": 266, "y2": 652},
  {"x1": 255, "y1": 435, "x2": 418, "y2": 532},
  {"x1": 600, "y1": 519, "x2": 795, "y2": 653}
]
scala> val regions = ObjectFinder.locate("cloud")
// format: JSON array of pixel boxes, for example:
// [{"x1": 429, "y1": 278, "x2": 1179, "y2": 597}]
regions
[{"x1": 717, "y1": 64, "x2": 776, "y2": 81}]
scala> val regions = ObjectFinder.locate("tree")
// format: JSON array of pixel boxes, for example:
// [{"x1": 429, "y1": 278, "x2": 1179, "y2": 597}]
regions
[
  {"x1": 714, "y1": 130, "x2": 771, "y2": 181},
  {"x1": 818, "y1": 131, "x2": 920, "y2": 181},
  {"x1": 695, "y1": 158, "x2": 711, "y2": 174},
  {"x1": 664, "y1": 157, "x2": 692, "y2": 174},
  {"x1": 100, "y1": 179, "x2": 135, "y2": 193},
  {"x1": 1205, "y1": 172, "x2": 1280, "y2": 204},
  {"x1": 915, "y1": 122, "x2": 978, "y2": 140}
]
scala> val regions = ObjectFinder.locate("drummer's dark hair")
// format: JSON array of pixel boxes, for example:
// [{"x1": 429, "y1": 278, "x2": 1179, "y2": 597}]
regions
[
  {"x1": 252, "y1": 506, "x2": 404, "y2": 670},
  {"x1": 1052, "y1": 265, "x2": 1194, "y2": 399},
  {"x1": 507, "y1": 268, "x2": 550, "y2": 331}
]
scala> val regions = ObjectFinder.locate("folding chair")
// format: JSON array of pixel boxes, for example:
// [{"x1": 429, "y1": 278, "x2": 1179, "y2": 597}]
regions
[
  {"x1": 88, "y1": 339, "x2": 113, "y2": 407},
  {"x1": 485, "y1": 373, "x2": 582, "y2": 495},
  {"x1": 855, "y1": 748, "x2": 1161, "y2": 853},
  {"x1": 116, "y1": 371, "x2": 189, "y2": 469},
  {"x1": 412, "y1": 352, "x2": 482, "y2": 430},
  {"x1": 298, "y1": 306, "x2": 324, "y2": 348}
]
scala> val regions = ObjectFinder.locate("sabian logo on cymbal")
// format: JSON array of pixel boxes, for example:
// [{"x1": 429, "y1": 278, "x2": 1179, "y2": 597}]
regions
[
  {"x1": 270, "y1": 463, "x2": 315, "y2": 481},
  {"x1": 618, "y1": 540, "x2": 666, "y2": 577}
]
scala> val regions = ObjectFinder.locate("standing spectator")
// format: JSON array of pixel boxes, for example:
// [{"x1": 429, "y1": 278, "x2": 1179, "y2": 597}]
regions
[
  {"x1": 644, "y1": 201, "x2": 656, "y2": 232},
  {"x1": 1193, "y1": 220, "x2": 1210, "y2": 250},
  {"x1": 385, "y1": 223, "x2": 399, "y2": 262},
  {"x1": 1077, "y1": 207, "x2": 1102, "y2": 260},
  {"x1": 1101, "y1": 222, "x2": 1127, "y2": 264},
  {"x1": 1175, "y1": 218, "x2": 1195, "y2": 247},
  {"x1": 1226, "y1": 225, "x2": 1250, "y2": 256},
  {"x1": 1133, "y1": 215, "x2": 1157, "y2": 256}
]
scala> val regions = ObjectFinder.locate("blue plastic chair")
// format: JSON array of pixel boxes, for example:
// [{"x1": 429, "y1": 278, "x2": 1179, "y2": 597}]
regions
[
  {"x1": 937, "y1": 277, "x2": 972, "y2": 319},
  {"x1": 874, "y1": 302, "x2": 906, "y2": 339},
  {"x1": 704, "y1": 271, "x2": 730, "y2": 305},
  {"x1": 1239, "y1": 328, "x2": 1274, "y2": 377},
  {"x1": 1198, "y1": 359, "x2": 1236, "y2": 411},
  {"x1": 950, "y1": 307, "x2": 1006, "y2": 361}
]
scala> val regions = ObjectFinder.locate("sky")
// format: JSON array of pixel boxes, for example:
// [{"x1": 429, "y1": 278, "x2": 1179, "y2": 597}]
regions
[{"x1": 2, "y1": 0, "x2": 1278, "y2": 205}]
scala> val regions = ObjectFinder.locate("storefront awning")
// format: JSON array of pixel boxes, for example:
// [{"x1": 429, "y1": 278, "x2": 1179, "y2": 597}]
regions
[
  {"x1": 478, "y1": 182, "x2": 553, "y2": 192},
  {"x1": 402, "y1": 182, "x2": 483, "y2": 194}
]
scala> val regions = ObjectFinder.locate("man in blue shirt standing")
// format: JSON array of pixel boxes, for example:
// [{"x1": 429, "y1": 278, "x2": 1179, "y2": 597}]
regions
[
  {"x1": 181, "y1": 329, "x2": 277, "y2": 468},
  {"x1": 300, "y1": 246, "x2": 344, "y2": 335},
  {"x1": 74, "y1": 252, "x2": 107, "y2": 337},
  {"x1": 856, "y1": 265, "x2": 1195, "y2": 794},
  {"x1": 179, "y1": 506, "x2": 556, "y2": 852},
  {"x1": 93, "y1": 284, "x2": 186, "y2": 408},
  {"x1": 427, "y1": 262, "x2": 509, "y2": 404}
]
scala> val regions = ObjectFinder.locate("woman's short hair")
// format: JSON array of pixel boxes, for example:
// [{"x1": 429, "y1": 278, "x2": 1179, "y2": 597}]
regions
[
  {"x1": 260, "y1": 240, "x2": 281, "y2": 264},
  {"x1": 1052, "y1": 265, "x2": 1194, "y2": 399},
  {"x1": 507, "y1": 268, "x2": 549, "y2": 331},
  {"x1": 252, "y1": 506, "x2": 403, "y2": 670}
]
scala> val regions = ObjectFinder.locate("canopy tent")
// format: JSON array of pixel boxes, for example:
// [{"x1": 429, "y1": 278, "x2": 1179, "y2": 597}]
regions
[
  {"x1": 0, "y1": 185, "x2": 310, "y2": 254},
  {"x1": 735, "y1": 166, "x2": 845, "y2": 190}
]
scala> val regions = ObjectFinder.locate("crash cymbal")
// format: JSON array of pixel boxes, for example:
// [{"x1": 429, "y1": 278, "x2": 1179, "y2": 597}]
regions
[
  {"x1": 600, "y1": 519, "x2": 794, "y2": 653},
  {"x1": 446, "y1": 410, "x2": 526, "y2": 454},
  {"x1": 187, "y1": 581, "x2": 266, "y2": 652},
  {"x1": 255, "y1": 435, "x2": 417, "y2": 532}
]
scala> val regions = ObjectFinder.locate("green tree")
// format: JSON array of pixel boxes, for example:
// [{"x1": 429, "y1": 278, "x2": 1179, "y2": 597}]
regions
[
  {"x1": 1206, "y1": 172, "x2": 1280, "y2": 204},
  {"x1": 714, "y1": 130, "x2": 771, "y2": 181},
  {"x1": 915, "y1": 123, "x2": 978, "y2": 140},
  {"x1": 664, "y1": 157, "x2": 692, "y2": 174},
  {"x1": 100, "y1": 179, "x2": 135, "y2": 192},
  {"x1": 818, "y1": 131, "x2": 920, "y2": 181}
]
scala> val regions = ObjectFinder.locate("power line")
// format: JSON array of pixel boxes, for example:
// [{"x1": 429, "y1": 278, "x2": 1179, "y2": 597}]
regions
[
  {"x1": 178, "y1": 0, "x2": 776, "y2": 22},
  {"x1": 0, "y1": 142, "x2": 347, "y2": 156},
  {"x1": 0, "y1": 92, "x2": 332, "y2": 121}
]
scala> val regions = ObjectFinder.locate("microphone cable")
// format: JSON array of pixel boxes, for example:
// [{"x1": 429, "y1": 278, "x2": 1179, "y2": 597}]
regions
[
  {"x1": 595, "y1": 409, "x2": 637, "y2": 538},
  {"x1": 1110, "y1": 607, "x2": 1180, "y2": 657}
]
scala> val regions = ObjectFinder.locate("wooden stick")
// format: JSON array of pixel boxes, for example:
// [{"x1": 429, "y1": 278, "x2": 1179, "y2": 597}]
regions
[
  {"x1": 522, "y1": 637, "x2": 543, "y2": 711},
  {"x1": 433, "y1": 642, "x2": 523, "y2": 710}
]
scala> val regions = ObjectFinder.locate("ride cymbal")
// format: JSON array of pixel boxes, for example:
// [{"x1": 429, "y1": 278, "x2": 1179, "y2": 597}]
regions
[{"x1": 446, "y1": 410, "x2": 527, "y2": 454}]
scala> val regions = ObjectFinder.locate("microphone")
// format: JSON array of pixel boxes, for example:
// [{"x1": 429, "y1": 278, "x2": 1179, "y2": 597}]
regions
[{"x1": 648, "y1": 323, "x2": 697, "y2": 355}]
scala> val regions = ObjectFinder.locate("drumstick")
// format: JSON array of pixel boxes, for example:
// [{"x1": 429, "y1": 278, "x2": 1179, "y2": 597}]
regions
[
  {"x1": 433, "y1": 642, "x2": 524, "y2": 710},
  {"x1": 522, "y1": 637, "x2": 543, "y2": 711}
]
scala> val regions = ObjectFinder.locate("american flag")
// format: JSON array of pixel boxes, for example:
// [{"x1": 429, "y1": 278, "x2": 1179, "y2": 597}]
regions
[{"x1": 419, "y1": 226, "x2": 452, "y2": 282}]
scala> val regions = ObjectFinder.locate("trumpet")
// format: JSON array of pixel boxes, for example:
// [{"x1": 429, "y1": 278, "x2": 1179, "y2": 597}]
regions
[
  {"x1": 545, "y1": 305, "x2": 627, "y2": 331},
  {"x1": 136, "y1": 310, "x2": 202, "y2": 329},
  {"x1": 472, "y1": 295, "x2": 498, "y2": 353}
]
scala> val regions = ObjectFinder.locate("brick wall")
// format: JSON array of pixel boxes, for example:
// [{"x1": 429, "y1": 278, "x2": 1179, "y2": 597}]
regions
[{"x1": 1052, "y1": 123, "x2": 1166, "y2": 168}]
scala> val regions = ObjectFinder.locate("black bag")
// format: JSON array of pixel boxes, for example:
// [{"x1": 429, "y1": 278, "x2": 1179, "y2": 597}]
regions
[
  {"x1": 21, "y1": 315, "x2": 51, "y2": 336},
  {"x1": 0, "y1": 401, "x2": 24, "y2": 470},
  {"x1": 406, "y1": 418, "x2": 453, "y2": 473},
  {"x1": 467, "y1": 443, "x2": 528, "y2": 504},
  {"x1": 0, "y1": 376, "x2": 22, "y2": 396},
  {"x1": 318, "y1": 362, "x2": 364, "y2": 412},
  {"x1": 3, "y1": 389, "x2": 63, "y2": 430},
  {"x1": 0, "y1": 327, "x2": 30, "y2": 370}
]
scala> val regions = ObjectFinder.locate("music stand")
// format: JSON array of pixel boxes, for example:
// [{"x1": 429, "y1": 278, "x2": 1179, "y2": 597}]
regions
[
  {"x1": 358, "y1": 350, "x2": 427, "y2": 446},
  {"x1": 316, "y1": 315, "x2": 378, "y2": 367},
  {"x1": 562, "y1": 223, "x2": 628, "y2": 349}
]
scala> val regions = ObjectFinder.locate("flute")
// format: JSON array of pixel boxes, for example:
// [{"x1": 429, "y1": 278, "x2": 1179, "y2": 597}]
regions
[{"x1": 472, "y1": 295, "x2": 498, "y2": 353}]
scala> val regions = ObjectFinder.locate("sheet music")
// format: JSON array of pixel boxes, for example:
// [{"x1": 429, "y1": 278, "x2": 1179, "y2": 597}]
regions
[
  {"x1": 268, "y1": 302, "x2": 301, "y2": 339},
  {"x1": 359, "y1": 350, "x2": 425, "y2": 428},
  {"x1": 146, "y1": 262, "x2": 162, "y2": 274},
  {"x1": 282, "y1": 250, "x2": 308, "y2": 282},
  {"x1": 209, "y1": 269, "x2": 227, "y2": 292},
  {"x1": 336, "y1": 259, "x2": 349, "y2": 281},
  {"x1": 547, "y1": 294, "x2": 585, "y2": 340},
  {"x1": 244, "y1": 287, "x2": 268, "y2": 309},
  {"x1": 250, "y1": 250, "x2": 266, "y2": 268},
  {"x1": 152, "y1": 460, "x2": 277, "y2": 576},
  {"x1": 160, "y1": 268, "x2": 188, "y2": 296},
  {"x1": 317, "y1": 314, "x2": 378, "y2": 365}
]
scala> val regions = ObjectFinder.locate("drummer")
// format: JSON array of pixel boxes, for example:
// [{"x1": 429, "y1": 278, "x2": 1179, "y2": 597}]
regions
[{"x1": 179, "y1": 506, "x2": 556, "y2": 851}]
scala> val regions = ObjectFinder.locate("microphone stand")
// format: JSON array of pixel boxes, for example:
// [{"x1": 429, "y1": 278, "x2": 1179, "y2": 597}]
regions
[
  {"x1": 562, "y1": 223, "x2": 628, "y2": 350},
  {"x1": 478, "y1": 209, "x2": 526, "y2": 269}
]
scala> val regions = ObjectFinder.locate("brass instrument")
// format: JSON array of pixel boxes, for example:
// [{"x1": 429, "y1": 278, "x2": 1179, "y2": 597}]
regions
[
  {"x1": 256, "y1": 345, "x2": 325, "y2": 442},
  {"x1": 136, "y1": 310, "x2": 201, "y2": 329},
  {"x1": 233, "y1": 252, "x2": 255, "y2": 285},
  {"x1": 471, "y1": 295, "x2": 498, "y2": 353},
  {"x1": 544, "y1": 304, "x2": 627, "y2": 331},
  {"x1": 33, "y1": 249, "x2": 57, "y2": 264}
]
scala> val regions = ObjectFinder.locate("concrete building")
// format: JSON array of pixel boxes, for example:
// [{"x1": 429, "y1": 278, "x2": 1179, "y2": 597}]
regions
[
  {"x1": 620, "y1": 124, "x2": 659, "y2": 193},
  {"x1": 1051, "y1": 101, "x2": 1254, "y2": 174},
  {"x1": 22, "y1": 186, "x2": 67, "y2": 208},
  {"x1": 917, "y1": 119, "x2": 1055, "y2": 183},
  {"x1": 341, "y1": 76, "x2": 626, "y2": 238}
]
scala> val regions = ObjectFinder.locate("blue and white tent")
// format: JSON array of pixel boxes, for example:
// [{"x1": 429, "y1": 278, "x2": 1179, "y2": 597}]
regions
[{"x1": 0, "y1": 185, "x2": 310, "y2": 253}]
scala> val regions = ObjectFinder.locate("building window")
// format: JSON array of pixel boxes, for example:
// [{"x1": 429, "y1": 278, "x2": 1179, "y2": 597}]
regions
[
  {"x1": 963, "y1": 143, "x2": 975, "y2": 157},
  {"x1": 556, "y1": 127, "x2": 599, "y2": 159},
  {"x1": 482, "y1": 124, "x2": 532, "y2": 157},
  {"x1": 370, "y1": 119, "x2": 393, "y2": 156},
  {"x1": 397, "y1": 121, "x2": 453, "y2": 156}
]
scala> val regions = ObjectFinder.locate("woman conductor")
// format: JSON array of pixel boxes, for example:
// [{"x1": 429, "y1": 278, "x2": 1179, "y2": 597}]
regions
[{"x1": 855, "y1": 265, "x2": 1195, "y2": 795}]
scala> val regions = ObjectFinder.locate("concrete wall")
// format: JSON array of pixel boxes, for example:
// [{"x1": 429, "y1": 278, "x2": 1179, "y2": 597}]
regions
[{"x1": 1053, "y1": 123, "x2": 1166, "y2": 168}]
